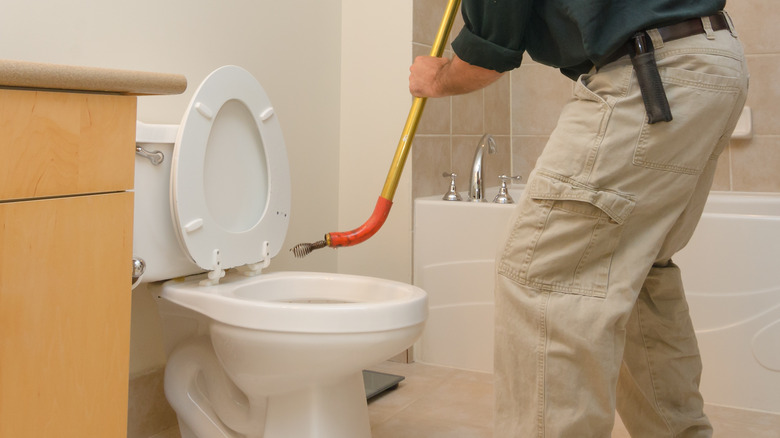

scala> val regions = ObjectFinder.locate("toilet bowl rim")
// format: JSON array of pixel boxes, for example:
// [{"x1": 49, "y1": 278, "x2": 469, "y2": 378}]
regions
[{"x1": 160, "y1": 271, "x2": 429, "y2": 333}]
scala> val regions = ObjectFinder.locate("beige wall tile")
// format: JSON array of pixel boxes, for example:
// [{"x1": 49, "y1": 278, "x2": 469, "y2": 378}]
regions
[
  {"x1": 727, "y1": 0, "x2": 780, "y2": 55},
  {"x1": 484, "y1": 73, "x2": 512, "y2": 135},
  {"x1": 730, "y1": 136, "x2": 780, "y2": 192},
  {"x1": 412, "y1": 0, "x2": 465, "y2": 47},
  {"x1": 417, "y1": 96, "x2": 452, "y2": 135},
  {"x1": 412, "y1": 136, "x2": 452, "y2": 199},
  {"x1": 744, "y1": 55, "x2": 780, "y2": 136},
  {"x1": 452, "y1": 89, "x2": 484, "y2": 134},
  {"x1": 511, "y1": 64, "x2": 572, "y2": 135},
  {"x1": 511, "y1": 136, "x2": 548, "y2": 180},
  {"x1": 413, "y1": 0, "x2": 453, "y2": 45}
]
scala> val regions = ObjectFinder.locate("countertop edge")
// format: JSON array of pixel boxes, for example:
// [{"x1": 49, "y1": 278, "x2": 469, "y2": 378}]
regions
[{"x1": 0, "y1": 59, "x2": 187, "y2": 96}]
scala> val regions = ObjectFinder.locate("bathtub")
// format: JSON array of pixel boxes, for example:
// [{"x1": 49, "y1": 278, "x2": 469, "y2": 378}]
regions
[{"x1": 413, "y1": 187, "x2": 780, "y2": 413}]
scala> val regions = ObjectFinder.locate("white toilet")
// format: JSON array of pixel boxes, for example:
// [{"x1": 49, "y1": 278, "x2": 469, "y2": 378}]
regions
[{"x1": 133, "y1": 65, "x2": 427, "y2": 438}]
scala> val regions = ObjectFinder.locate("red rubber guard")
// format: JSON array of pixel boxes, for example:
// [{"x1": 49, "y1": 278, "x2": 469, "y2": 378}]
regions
[{"x1": 327, "y1": 196, "x2": 393, "y2": 247}]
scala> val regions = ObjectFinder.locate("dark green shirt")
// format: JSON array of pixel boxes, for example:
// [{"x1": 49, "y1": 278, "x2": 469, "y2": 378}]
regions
[{"x1": 451, "y1": 0, "x2": 726, "y2": 79}]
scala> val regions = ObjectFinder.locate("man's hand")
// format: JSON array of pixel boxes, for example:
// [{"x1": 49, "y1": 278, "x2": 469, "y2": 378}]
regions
[{"x1": 409, "y1": 54, "x2": 504, "y2": 98}]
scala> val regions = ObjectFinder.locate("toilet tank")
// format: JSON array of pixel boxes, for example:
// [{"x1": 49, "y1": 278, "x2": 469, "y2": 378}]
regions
[{"x1": 134, "y1": 122, "x2": 204, "y2": 283}]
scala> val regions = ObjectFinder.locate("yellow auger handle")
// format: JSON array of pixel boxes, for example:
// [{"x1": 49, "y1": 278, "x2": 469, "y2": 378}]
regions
[
  {"x1": 327, "y1": 0, "x2": 461, "y2": 248},
  {"x1": 380, "y1": 0, "x2": 461, "y2": 201}
]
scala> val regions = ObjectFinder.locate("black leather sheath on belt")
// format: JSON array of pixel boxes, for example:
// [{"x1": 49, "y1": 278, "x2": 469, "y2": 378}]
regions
[{"x1": 630, "y1": 32, "x2": 673, "y2": 124}]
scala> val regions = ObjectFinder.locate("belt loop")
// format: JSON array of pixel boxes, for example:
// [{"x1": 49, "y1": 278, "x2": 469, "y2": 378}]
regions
[
  {"x1": 646, "y1": 28, "x2": 664, "y2": 49},
  {"x1": 721, "y1": 11, "x2": 739, "y2": 37},
  {"x1": 702, "y1": 16, "x2": 716, "y2": 40}
]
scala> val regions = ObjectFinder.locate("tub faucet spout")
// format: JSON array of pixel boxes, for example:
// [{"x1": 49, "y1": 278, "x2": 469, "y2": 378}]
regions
[{"x1": 469, "y1": 134, "x2": 496, "y2": 202}]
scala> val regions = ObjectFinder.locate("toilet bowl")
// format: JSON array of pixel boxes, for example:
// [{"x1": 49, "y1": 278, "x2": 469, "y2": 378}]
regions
[{"x1": 133, "y1": 66, "x2": 427, "y2": 438}]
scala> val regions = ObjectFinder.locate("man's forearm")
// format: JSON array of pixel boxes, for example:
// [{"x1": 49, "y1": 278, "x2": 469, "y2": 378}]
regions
[{"x1": 409, "y1": 54, "x2": 504, "y2": 98}]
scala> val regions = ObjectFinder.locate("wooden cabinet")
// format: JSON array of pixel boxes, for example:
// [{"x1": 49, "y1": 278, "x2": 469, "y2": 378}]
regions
[
  {"x1": 0, "y1": 193, "x2": 133, "y2": 437},
  {"x1": 0, "y1": 65, "x2": 184, "y2": 437},
  {"x1": 0, "y1": 89, "x2": 135, "y2": 200},
  {"x1": 0, "y1": 89, "x2": 135, "y2": 437}
]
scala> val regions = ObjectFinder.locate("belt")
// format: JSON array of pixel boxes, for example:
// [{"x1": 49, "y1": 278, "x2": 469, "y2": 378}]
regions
[{"x1": 600, "y1": 13, "x2": 730, "y2": 67}]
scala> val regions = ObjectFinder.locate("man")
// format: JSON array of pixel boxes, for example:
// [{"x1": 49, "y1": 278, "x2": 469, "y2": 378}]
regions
[{"x1": 410, "y1": 1, "x2": 748, "y2": 437}]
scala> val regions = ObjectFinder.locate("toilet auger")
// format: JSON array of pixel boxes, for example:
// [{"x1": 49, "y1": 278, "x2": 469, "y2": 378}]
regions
[{"x1": 291, "y1": 0, "x2": 461, "y2": 258}]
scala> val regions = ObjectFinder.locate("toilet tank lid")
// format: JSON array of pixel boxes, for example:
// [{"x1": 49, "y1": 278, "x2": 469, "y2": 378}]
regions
[{"x1": 136, "y1": 121, "x2": 179, "y2": 144}]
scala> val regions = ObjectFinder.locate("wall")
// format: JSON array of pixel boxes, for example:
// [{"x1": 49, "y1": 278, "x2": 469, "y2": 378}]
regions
[
  {"x1": 337, "y1": 0, "x2": 414, "y2": 282},
  {"x1": 719, "y1": 0, "x2": 780, "y2": 191},
  {"x1": 0, "y1": 0, "x2": 343, "y2": 375},
  {"x1": 412, "y1": 0, "x2": 780, "y2": 198}
]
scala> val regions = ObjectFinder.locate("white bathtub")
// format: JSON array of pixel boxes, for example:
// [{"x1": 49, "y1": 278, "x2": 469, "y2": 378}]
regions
[{"x1": 413, "y1": 187, "x2": 780, "y2": 413}]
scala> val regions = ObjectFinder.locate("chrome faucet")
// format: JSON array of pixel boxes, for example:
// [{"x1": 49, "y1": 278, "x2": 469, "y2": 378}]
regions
[{"x1": 469, "y1": 134, "x2": 496, "y2": 202}]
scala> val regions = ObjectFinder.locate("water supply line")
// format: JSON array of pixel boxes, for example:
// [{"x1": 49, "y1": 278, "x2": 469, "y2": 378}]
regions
[{"x1": 292, "y1": 0, "x2": 462, "y2": 258}]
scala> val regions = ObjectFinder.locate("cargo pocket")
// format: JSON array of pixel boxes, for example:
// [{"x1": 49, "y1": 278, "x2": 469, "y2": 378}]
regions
[{"x1": 498, "y1": 171, "x2": 635, "y2": 298}]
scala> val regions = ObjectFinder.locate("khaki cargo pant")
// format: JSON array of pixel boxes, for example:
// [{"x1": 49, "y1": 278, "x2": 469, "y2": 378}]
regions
[{"x1": 494, "y1": 17, "x2": 749, "y2": 437}]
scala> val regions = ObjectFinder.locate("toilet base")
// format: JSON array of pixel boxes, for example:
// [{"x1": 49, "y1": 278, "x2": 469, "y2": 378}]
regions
[
  {"x1": 166, "y1": 336, "x2": 372, "y2": 438},
  {"x1": 264, "y1": 372, "x2": 371, "y2": 438}
]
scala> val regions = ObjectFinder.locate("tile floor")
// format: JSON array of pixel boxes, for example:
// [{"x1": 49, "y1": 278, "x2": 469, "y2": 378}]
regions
[
  {"x1": 367, "y1": 361, "x2": 780, "y2": 438},
  {"x1": 154, "y1": 360, "x2": 780, "y2": 437}
]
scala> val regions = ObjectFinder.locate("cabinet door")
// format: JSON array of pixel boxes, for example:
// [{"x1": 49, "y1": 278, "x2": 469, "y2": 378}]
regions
[{"x1": 0, "y1": 192, "x2": 133, "y2": 437}]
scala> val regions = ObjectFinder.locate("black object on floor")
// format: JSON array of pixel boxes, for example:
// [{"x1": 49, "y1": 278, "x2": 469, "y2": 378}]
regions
[{"x1": 363, "y1": 370, "x2": 404, "y2": 400}]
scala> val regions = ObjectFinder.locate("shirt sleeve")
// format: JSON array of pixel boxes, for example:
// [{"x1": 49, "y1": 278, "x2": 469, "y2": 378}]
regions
[{"x1": 450, "y1": 0, "x2": 532, "y2": 73}]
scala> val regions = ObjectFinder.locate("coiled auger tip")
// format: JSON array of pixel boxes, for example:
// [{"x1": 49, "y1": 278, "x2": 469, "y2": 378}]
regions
[{"x1": 290, "y1": 240, "x2": 327, "y2": 258}]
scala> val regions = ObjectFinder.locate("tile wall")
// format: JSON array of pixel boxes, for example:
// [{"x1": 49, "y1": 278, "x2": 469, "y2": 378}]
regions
[{"x1": 412, "y1": 0, "x2": 780, "y2": 198}]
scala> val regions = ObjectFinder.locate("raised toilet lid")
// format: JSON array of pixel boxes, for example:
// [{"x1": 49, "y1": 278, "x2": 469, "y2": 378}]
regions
[{"x1": 170, "y1": 65, "x2": 290, "y2": 273}]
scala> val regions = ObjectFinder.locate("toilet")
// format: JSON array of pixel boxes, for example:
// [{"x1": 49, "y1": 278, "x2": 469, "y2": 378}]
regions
[{"x1": 133, "y1": 65, "x2": 427, "y2": 438}]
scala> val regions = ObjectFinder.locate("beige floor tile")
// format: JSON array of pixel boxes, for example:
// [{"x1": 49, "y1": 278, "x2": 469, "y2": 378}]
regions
[
  {"x1": 367, "y1": 362, "x2": 780, "y2": 437},
  {"x1": 706, "y1": 405, "x2": 780, "y2": 438},
  {"x1": 371, "y1": 415, "x2": 493, "y2": 438},
  {"x1": 612, "y1": 414, "x2": 632, "y2": 438},
  {"x1": 367, "y1": 362, "x2": 463, "y2": 427},
  {"x1": 368, "y1": 362, "x2": 495, "y2": 434},
  {"x1": 127, "y1": 368, "x2": 178, "y2": 438},
  {"x1": 394, "y1": 382, "x2": 493, "y2": 429},
  {"x1": 150, "y1": 361, "x2": 780, "y2": 437},
  {"x1": 149, "y1": 426, "x2": 181, "y2": 438}
]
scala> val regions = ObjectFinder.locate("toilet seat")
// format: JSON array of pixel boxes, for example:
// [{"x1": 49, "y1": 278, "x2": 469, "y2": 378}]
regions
[{"x1": 170, "y1": 66, "x2": 290, "y2": 281}]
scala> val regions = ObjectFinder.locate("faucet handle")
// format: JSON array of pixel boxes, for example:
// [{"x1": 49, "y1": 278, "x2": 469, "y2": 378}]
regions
[
  {"x1": 493, "y1": 175, "x2": 522, "y2": 204},
  {"x1": 442, "y1": 172, "x2": 462, "y2": 201}
]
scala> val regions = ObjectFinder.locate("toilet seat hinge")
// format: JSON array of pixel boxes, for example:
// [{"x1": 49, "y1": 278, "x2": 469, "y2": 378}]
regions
[
  {"x1": 237, "y1": 241, "x2": 271, "y2": 277},
  {"x1": 199, "y1": 249, "x2": 226, "y2": 286}
]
